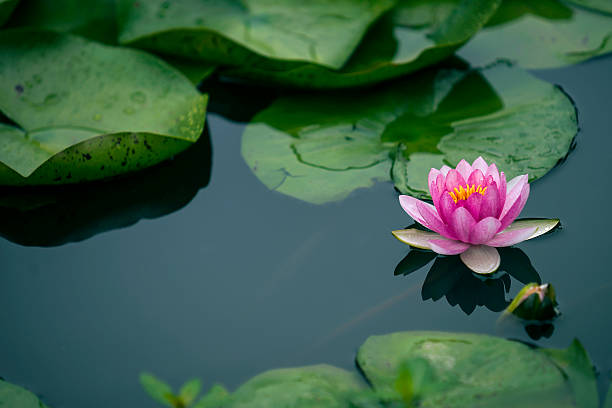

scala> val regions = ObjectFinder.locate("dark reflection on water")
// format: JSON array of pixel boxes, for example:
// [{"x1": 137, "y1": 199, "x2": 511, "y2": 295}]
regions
[
  {"x1": 395, "y1": 246, "x2": 541, "y2": 315},
  {"x1": 0, "y1": 128, "x2": 211, "y2": 246}
]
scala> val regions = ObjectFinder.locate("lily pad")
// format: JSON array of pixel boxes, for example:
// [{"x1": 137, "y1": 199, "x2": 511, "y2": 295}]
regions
[
  {"x1": 458, "y1": 0, "x2": 612, "y2": 68},
  {"x1": 116, "y1": 0, "x2": 396, "y2": 70},
  {"x1": 0, "y1": 129, "x2": 211, "y2": 246},
  {"x1": 242, "y1": 62, "x2": 576, "y2": 204},
  {"x1": 0, "y1": 379, "x2": 50, "y2": 408},
  {"x1": 224, "y1": 364, "x2": 365, "y2": 408},
  {"x1": 356, "y1": 331, "x2": 577, "y2": 406},
  {"x1": 0, "y1": 29, "x2": 207, "y2": 185},
  {"x1": 222, "y1": 0, "x2": 502, "y2": 88}
]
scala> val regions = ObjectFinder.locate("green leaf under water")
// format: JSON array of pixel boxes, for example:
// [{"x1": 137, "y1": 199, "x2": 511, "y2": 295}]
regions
[
  {"x1": 0, "y1": 29, "x2": 207, "y2": 185},
  {"x1": 356, "y1": 331, "x2": 578, "y2": 406},
  {"x1": 116, "y1": 0, "x2": 396, "y2": 70},
  {"x1": 0, "y1": 379, "x2": 50, "y2": 408},
  {"x1": 140, "y1": 373, "x2": 175, "y2": 407},
  {"x1": 223, "y1": 364, "x2": 365, "y2": 408},
  {"x1": 241, "y1": 62, "x2": 576, "y2": 204},
  {"x1": 0, "y1": 0, "x2": 19, "y2": 26},
  {"x1": 222, "y1": 0, "x2": 502, "y2": 88},
  {"x1": 458, "y1": 0, "x2": 612, "y2": 68}
]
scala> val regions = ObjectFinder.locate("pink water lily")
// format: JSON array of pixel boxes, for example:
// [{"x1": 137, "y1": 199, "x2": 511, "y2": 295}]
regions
[{"x1": 392, "y1": 157, "x2": 559, "y2": 274}]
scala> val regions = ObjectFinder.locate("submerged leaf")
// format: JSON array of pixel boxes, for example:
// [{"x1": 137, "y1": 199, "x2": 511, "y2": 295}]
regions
[
  {"x1": 242, "y1": 63, "x2": 576, "y2": 204},
  {"x1": 357, "y1": 331, "x2": 576, "y2": 406},
  {"x1": 117, "y1": 0, "x2": 396, "y2": 70},
  {"x1": 179, "y1": 379, "x2": 202, "y2": 406},
  {"x1": 458, "y1": 0, "x2": 612, "y2": 68},
  {"x1": 0, "y1": 0, "x2": 19, "y2": 26},
  {"x1": 193, "y1": 384, "x2": 230, "y2": 408},
  {"x1": 0, "y1": 29, "x2": 207, "y2": 185},
  {"x1": 139, "y1": 373, "x2": 175, "y2": 407}
]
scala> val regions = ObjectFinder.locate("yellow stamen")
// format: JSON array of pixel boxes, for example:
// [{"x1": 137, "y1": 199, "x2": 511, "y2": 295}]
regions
[{"x1": 448, "y1": 184, "x2": 487, "y2": 204}]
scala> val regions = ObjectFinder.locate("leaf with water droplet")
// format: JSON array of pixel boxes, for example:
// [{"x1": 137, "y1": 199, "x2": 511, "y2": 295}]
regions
[{"x1": 0, "y1": 29, "x2": 207, "y2": 185}]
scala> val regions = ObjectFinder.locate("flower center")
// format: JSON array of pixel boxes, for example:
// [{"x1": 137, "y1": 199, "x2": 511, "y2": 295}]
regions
[{"x1": 448, "y1": 184, "x2": 487, "y2": 204}]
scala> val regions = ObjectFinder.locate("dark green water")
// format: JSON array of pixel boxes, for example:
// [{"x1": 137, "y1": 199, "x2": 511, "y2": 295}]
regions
[{"x1": 0, "y1": 56, "x2": 610, "y2": 407}]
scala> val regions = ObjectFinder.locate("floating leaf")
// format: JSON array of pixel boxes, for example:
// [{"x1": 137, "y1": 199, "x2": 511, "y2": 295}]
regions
[
  {"x1": 458, "y1": 0, "x2": 612, "y2": 68},
  {"x1": 140, "y1": 373, "x2": 175, "y2": 408},
  {"x1": 0, "y1": 130, "x2": 210, "y2": 246},
  {"x1": 224, "y1": 364, "x2": 365, "y2": 408},
  {"x1": 117, "y1": 0, "x2": 396, "y2": 70},
  {"x1": 0, "y1": 380, "x2": 49, "y2": 408},
  {"x1": 541, "y1": 340, "x2": 598, "y2": 408},
  {"x1": 357, "y1": 331, "x2": 576, "y2": 406},
  {"x1": 222, "y1": 0, "x2": 502, "y2": 88},
  {"x1": 0, "y1": 29, "x2": 207, "y2": 185},
  {"x1": 242, "y1": 62, "x2": 576, "y2": 204}
]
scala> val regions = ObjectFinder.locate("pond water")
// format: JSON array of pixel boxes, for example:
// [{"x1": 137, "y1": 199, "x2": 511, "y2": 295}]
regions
[{"x1": 0, "y1": 55, "x2": 611, "y2": 407}]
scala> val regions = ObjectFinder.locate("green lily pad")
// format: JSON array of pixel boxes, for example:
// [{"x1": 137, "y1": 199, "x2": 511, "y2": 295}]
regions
[
  {"x1": 222, "y1": 0, "x2": 502, "y2": 88},
  {"x1": 0, "y1": 379, "x2": 50, "y2": 408},
  {"x1": 458, "y1": 0, "x2": 612, "y2": 69},
  {"x1": 0, "y1": 29, "x2": 207, "y2": 185},
  {"x1": 356, "y1": 331, "x2": 577, "y2": 406},
  {"x1": 116, "y1": 0, "x2": 396, "y2": 70},
  {"x1": 225, "y1": 364, "x2": 365, "y2": 408},
  {"x1": 541, "y1": 340, "x2": 598, "y2": 408},
  {"x1": 242, "y1": 62, "x2": 576, "y2": 204}
]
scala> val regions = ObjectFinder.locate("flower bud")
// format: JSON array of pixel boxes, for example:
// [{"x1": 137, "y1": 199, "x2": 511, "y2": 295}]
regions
[{"x1": 505, "y1": 283, "x2": 559, "y2": 321}]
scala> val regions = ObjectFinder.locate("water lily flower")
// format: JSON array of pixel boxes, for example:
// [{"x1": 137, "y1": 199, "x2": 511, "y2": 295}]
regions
[{"x1": 392, "y1": 157, "x2": 559, "y2": 274}]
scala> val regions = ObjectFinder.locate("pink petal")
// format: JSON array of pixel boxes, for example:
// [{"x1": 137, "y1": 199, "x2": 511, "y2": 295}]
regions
[
  {"x1": 486, "y1": 226, "x2": 537, "y2": 247},
  {"x1": 417, "y1": 200, "x2": 455, "y2": 239},
  {"x1": 467, "y1": 169, "x2": 484, "y2": 188},
  {"x1": 464, "y1": 192, "x2": 482, "y2": 220},
  {"x1": 399, "y1": 195, "x2": 427, "y2": 225},
  {"x1": 469, "y1": 217, "x2": 501, "y2": 245},
  {"x1": 440, "y1": 165, "x2": 452, "y2": 176},
  {"x1": 497, "y1": 172, "x2": 507, "y2": 216},
  {"x1": 471, "y1": 156, "x2": 488, "y2": 174},
  {"x1": 485, "y1": 163, "x2": 500, "y2": 187},
  {"x1": 428, "y1": 239, "x2": 471, "y2": 255},
  {"x1": 430, "y1": 173, "x2": 445, "y2": 210},
  {"x1": 449, "y1": 207, "x2": 476, "y2": 242},
  {"x1": 438, "y1": 192, "x2": 456, "y2": 224},
  {"x1": 445, "y1": 169, "x2": 467, "y2": 192},
  {"x1": 456, "y1": 159, "x2": 472, "y2": 181},
  {"x1": 501, "y1": 174, "x2": 528, "y2": 219},
  {"x1": 499, "y1": 184, "x2": 530, "y2": 231},
  {"x1": 428, "y1": 168, "x2": 441, "y2": 189},
  {"x1": 479, "y1": 185, "x2": 499, "y2": 219}
]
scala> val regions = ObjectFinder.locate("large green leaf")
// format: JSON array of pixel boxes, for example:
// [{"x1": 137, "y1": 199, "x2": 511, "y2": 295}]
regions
[
  {"x1": 222, "y1": 0, "x2": 502, "y2": 88},
  {"x1": 241, "y1": 62, "x2": 576, "y2": 204},
  {"x1": 541, "y1": 340, "x2": 598, "y2": 408},
  {"x1": 458, "y1": 0, "x2": 612, "y2": 68},
  {"x1": 0, "y1": 129, "x2": 211, "y2": 246},
  {"x1": 0, "y1": 380, "x2": 49, "y2": 408},
  {"x1": 224, "y1": 364, "x2": 365, "y2": 408},
  {"x1": 0, "y1": 29, "x2": 207, "y2": 185},
  {"x1": 0, "y1": 0, "x2": 19, "y2": 26},
  {"x1": 356, "y1": 331, "x2": 578, "y2": 406},
  {"x1": 117, "y1": 0, "x2": 396, "y2": 70}
]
